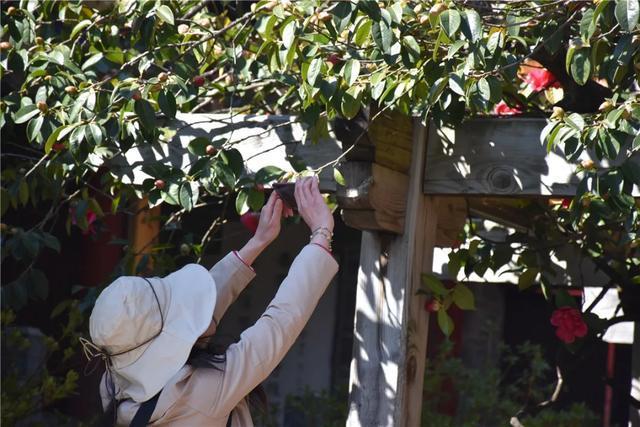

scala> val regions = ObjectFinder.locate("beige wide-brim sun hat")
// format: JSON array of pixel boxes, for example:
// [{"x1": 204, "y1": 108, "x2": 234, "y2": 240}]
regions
[{"x1": 89, "y1": 263, "x2": 216, "y2": 403}]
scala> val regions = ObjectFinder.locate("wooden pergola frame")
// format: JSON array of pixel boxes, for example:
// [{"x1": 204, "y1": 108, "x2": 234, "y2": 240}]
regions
[
  {"x1": 337, "y1": 111, "x2": 639, "y2": 426},
  {"x1": 119, "y1": 112, "x2": 638, "y2": 426}
]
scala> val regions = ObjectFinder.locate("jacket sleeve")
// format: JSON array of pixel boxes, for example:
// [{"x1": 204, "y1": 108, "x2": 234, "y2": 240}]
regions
[
  {"x1": 210, "y1": 244, "x2": 339, "y2": 415},
  {"x1": 208, "y1": 252, "x2": 256, "y2": 325}
]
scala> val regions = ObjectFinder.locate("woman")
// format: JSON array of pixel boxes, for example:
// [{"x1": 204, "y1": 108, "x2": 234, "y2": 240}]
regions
[{"x1": 85, "y1": 177, "x2": 338, "y2": 426}]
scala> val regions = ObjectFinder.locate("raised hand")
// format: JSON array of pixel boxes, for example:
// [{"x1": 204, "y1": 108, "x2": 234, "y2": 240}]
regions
[
  {"x1": 253, "y1": 191, "x2": 284, "y2": 247},
  {"x1": 294, "y1": 176, "x2": 334, "y2": 233}
]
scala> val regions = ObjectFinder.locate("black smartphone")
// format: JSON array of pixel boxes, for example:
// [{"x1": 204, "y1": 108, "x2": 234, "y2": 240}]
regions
[{"x1": 272, "y1": 183, "x2": 297, "y2": 211}]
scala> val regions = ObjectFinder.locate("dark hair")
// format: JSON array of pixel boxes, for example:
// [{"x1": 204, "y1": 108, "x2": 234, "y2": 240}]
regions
[{"x1": 187, "y1": 339, "x2": 269, "y2": 416}]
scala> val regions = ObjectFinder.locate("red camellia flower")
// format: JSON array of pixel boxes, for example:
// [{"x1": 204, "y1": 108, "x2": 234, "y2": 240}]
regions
[
  {"x1": 550, "y1": 306, "x2": 588, "y2": 343},
  {"x1": 493, "y1": 100, "x2": 522, "y2": 116},
  {"x1": 522, "y1": 68, "x2": 560, "y2": 92},
  {"x1": 240, "y1": 212, "x2": 260, "y2": 235}
]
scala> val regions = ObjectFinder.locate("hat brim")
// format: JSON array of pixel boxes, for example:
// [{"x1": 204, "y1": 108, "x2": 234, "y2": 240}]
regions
[{"x1": 109, "y1": 264, "x2": 216, "y2": 402}]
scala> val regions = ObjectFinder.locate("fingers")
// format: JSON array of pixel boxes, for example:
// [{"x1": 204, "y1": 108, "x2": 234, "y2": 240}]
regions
[
  {"x1": 261, "y1": 191, "x2": 277, "y2": 219},
  {"x1": 294, "y1": 178, "x2": 305, "y2": 208},
  {"x1": 272, "y1": 198, "x2": 283, "y2": 222}
]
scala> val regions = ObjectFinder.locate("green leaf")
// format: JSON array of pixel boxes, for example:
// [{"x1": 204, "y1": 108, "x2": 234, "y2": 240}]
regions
[
  {"x1": 518, "y1": 268, "x2": 539, "y2": 290},
  {"x1": 429, "y1": 77, "x2": 449, "y2": 104},
  {"x1": 178, "y1": 181, "x2": 199, "y2": 211},
  {"x1": 421, "y1": 273, "x2": 447, "y2": 296},
  {"x1": 439, "y1": 10, "x2": 461, "y2": 39},
  {"x1": 452, "y1": 284, "x2": 475, "y2": 310},
  {"x1": 333, "y1": 168, "x2": 346, "y2": 186},
  {"x1": 477, "y1": 77, "x2": 491, "y2": 101},
  {"x1": 354, "y1": 19, "x2": 372, "y2": 46},
  {"x1": 236, "y1": 189, "x2": 250, "y2": 215},
  {"x1": 389, "y1": 2, "x2": 403, "y2": 23},
  {"x1": 570, "y1": 48, "x2": 591, "y2": 86},
  {"x1": 461, "y1": 9, "x2": 482, "y2": 42},
  {"x1": 579, "y1": 9, "x2": 596, "y2": 42},
  {"x1": 14, "y1": 105, "x2": 39, "y2": 124},
  {"x1": 26, "y1": 115, "x2": 43, "y2": 142},
  {"x1": 158, "y1": 90, "x2": 177, "y2": 118},
  {"x1": 247, "y1": 188, "x2": 265, "y2": 211},
  {"x1": 282, "y1": 20, "x2": 297, "y2": 49},
  {"x1": 372, "y1": 19, "x2": 393, "y2": 54},
  {"x1": 332, "y1": 1, "x2": 355, "y2": 33},
  {"x1": 564, "y1": 113, "x2": 585, "y2": 132},
  {"x1": 342, "y1": 59, "x2": 361, "y2": 86},
  {"x1": 156, "y1": 5, "x2": 175, "y2": 25},
  {"x1": 615, "y1": 0, "x2": 639, "y2": 32},
  {"x1": 340, "y1": 86, "x2": 363, "y2": 119},
  {"x1": 437, "y1": 310, "x2": 454, "y2": 336},
  {"x1": 307, "y1": 57, "x2": 323, "y2": 86},
  {"x1": 70, "y1": 19, "x2": 92, "y2": 40},
  {"x1": 82, "y1": 52, "x2": 104, "y2": 70},
  {"x1": 402, "y1": 35, "x2": 421, "y2": 62},
  {"x1": 134, "y1": 99, "x2": 156, "y2": 131},
  {"x1": 85, "y1": 123, "x2": 103, "y2": 145},
  {"x1": 255, "y1": 166, "x2": 284, "y2": 183}
]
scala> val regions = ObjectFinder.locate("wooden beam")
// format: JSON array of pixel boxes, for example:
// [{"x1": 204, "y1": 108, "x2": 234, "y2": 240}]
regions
[
  {"x1": 424, "y1": 118, "x2": 640, "y2": 196},
  {"x1": 348, "y1": 120, "x2": 435, "y2": 426},
  {"x1": 105, "y1": 113, "x2": 343, "y2": 192}
]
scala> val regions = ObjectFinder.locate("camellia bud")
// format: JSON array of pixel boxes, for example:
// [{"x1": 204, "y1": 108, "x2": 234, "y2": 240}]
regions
[
  {"x1": 154, "y1": 179, "x2": 166, "y2": 190},
  {"x1": 65, "y1": 85, "x2": 78, "y2": 95},
  {"x1": 205, "y1": 145, "x2": 217, "y2": 156},
  {"x1": 327, "y1": 53, "x2": 342, "y2": 66},
  {"x1": 317, "y1": 11, "x2": 332, "y2": 22},
  {"x1": 0, "y1": 41, "x2": 12, "y2": 50},
  {"x1": 413, "y1": 4, "x2": 423, "y2": 14},
  {"x1": 158, "y1": 72, "x2": 168, "y2": 82},
  {"x1": 132, "y1": 90, "x2": 142, "y2": 101},
  {"x1": 580, "y1": 159, "x2": 595, "y2": 170},
  {"x1": 419, "y1": 15, "x2": 430, "y2": 25},
  {"x1": 35, "y1": 36, "x2": 44, "y2": 45},
  {"x1": 550, "y1": 106, "x2": 565, "y2": 120},
  {"x1": 7, "y1": 6, "x2": 16, "y2": 15},
  {"x1": 424, "y1": 299, "x2": 441, "y2": 313},
  {"x1": 177, "y1": 24, "x2": 189, "y2": 34},
  {"x1": 429, "y1": 2, "x2": 448, "y2": 19},
  {"x1": 598, "y1": 100, "x2": 613, "y2": 112},
  {"x1": 193, "y1": 75, "x2": 205, "y2": 87},
  {"x1": 37, "y1": 101, "x2": 48, "y2": 113}
]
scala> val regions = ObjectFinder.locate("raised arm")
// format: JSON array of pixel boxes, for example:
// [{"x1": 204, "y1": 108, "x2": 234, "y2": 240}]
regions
[
  {"x1": 209, "y1": 177, "x2": 338, "y2": 415},
  {"x1": 208, "y1": 191, "x2": 287, "y2": 324}
]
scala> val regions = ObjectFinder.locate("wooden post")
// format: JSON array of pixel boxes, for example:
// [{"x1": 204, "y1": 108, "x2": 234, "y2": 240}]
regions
[
  {"x1": 129, "y1": 198, "x2": 161, "y2": 273},
  {"x1": 347, "y1": 120, "x2": 436, "y2": 426}
]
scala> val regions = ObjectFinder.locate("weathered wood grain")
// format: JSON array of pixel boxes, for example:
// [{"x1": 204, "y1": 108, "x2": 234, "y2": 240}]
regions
[
  {"x1": 336, "y1": 162, "x2": 410, "y2": 233},
  {"x1": 347, "y1": 120, "x2": 436, "y2": 427},
  {"x1": 424, "y1": 118, "x2": 640, "y2": 196},
  {"x1": 369, "y1": 110, "x2": 414, "y2": 174}
]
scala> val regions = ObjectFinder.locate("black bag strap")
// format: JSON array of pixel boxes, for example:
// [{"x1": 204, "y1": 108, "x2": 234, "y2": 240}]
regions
[
  {"x1": 129, "y1": 392, "x2": 161, "y2": 427},
  {"x1": 128, "y1": 391, "x2": 233, "y2": 427}
]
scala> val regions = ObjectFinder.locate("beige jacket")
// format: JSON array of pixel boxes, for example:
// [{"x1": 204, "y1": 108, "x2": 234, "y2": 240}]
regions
[{"x1": 105, "y1": 244, "x2": 338, "y2": 426}]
